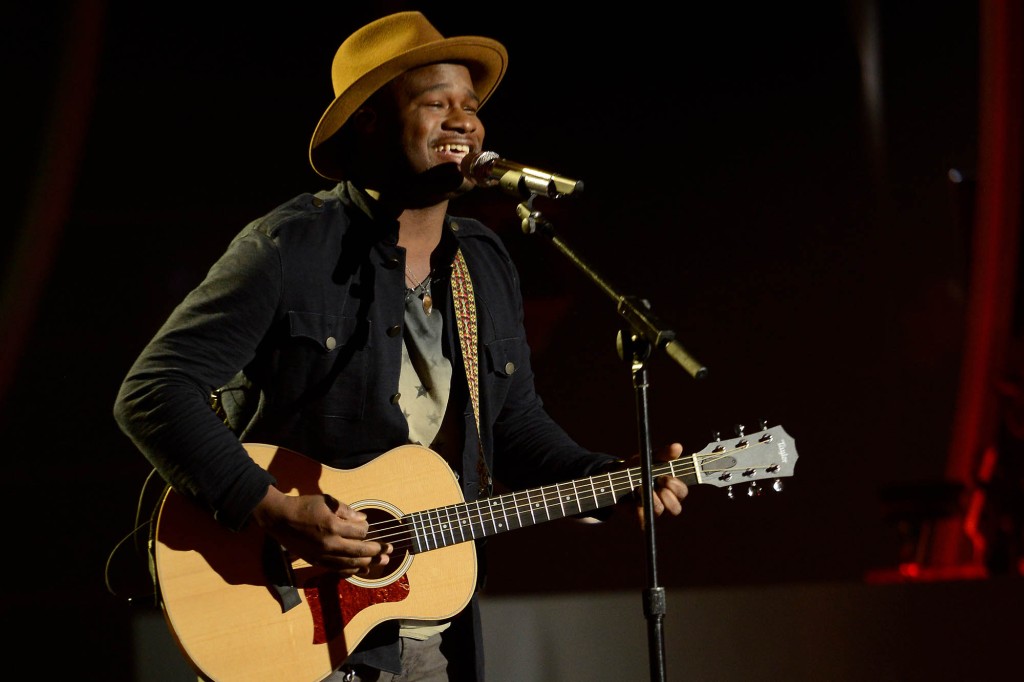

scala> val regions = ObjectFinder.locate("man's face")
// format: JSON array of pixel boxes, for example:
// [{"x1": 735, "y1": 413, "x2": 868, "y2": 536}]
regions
[{"x1": 385, "y1": 62, "x2": 484, "y2": 195}]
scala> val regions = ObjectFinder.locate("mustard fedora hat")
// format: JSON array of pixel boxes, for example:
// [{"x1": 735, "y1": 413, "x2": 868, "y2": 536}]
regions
[{"x1": 309, "y1": 11, "x2": 508, "y2": 180}]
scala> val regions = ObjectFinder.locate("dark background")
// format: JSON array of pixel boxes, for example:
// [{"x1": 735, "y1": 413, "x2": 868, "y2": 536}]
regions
[{"x1": 4, "y1": 1, "x2": 1019, "y2": 678}]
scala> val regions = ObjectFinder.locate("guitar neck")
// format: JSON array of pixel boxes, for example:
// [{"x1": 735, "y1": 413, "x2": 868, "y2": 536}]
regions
[
  {"x1": 369, "y1": 423, "x2": 797, "y2": 555},
  {"x1": 378, "y1": 461, "x2": 689, "y2": 554}
]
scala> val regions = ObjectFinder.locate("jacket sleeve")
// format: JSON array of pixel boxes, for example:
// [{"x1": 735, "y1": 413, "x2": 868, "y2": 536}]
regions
[
  {"x1": 112, "y1": 226, "x2": 281, "y2": 530},
  {"x1": 471, "y1": 236, "x2": 621, "y2": 490}
]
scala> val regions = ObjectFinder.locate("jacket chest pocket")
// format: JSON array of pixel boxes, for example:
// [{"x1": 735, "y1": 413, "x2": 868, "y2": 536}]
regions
[
  {"x1": 285, "y1": 311, "x2": 370, "y2": 420},
  {"x1": 484, "y1": 337, "x2": 520, "y2": 378},
  {"x1": 482, "y1": 337, "x2": 522, "y2": 410}
]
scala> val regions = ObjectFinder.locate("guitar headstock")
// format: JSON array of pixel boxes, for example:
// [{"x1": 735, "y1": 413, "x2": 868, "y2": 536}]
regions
[{"x1": 691, "y1": 424, "x2": 798, "y2": 497}]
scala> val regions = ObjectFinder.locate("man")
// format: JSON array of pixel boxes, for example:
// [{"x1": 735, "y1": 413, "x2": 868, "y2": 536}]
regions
[{"x1": 114, "y1": 11, "x2": 687, "y2": 681}]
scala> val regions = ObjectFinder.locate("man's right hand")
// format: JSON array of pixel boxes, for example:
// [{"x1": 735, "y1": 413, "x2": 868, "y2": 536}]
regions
[{"x1": 251, "y1": 486, "x2": 392, "y2": 576}]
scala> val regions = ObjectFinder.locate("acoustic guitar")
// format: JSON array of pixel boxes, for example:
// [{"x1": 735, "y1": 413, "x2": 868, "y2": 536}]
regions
[{"x1": 153, "y1": 424, "x2": 798, "y2": 681}]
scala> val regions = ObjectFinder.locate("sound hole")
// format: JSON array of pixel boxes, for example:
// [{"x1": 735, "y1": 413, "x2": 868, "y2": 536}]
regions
[{"x1": 352, "y1": 504, "x2": 411, "y2": 584}]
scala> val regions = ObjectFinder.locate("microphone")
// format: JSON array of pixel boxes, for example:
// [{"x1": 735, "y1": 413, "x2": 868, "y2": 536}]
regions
[{"x1": 460, "y1": 151, "x2": 583, "y2": 198}]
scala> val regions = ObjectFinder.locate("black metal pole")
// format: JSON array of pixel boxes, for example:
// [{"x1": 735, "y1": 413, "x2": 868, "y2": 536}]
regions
[
  {"x1": 621, "y1": 331, "x2": 667, "y2": 681},
  {"x1": 514, "y1": 197, "x2": 707, "y2": 681}
]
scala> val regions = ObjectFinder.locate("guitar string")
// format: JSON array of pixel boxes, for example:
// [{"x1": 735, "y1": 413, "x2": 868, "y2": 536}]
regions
[
  {"x1": 365, "y1": 458, "x2": 710, "y2": 550},
  {"x1": 363, "y1": 461, "x2": 688, "y2": 545},
  {"x1": 363, "y1": 448, "x2": 775, "y2": 548},
  {"x1": 362, "y1": 433, "x2": 788, "y2": 548}
]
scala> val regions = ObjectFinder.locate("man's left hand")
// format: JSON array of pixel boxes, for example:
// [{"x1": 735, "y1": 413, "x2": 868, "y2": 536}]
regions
[{"x1": 624, "y1": 442, "x2": 688, "y2": 528}]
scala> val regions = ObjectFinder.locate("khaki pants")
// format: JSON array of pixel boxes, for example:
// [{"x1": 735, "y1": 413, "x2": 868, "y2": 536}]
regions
[{"x1": 327, "y1": 635, "x2": 450, "y2": 682}]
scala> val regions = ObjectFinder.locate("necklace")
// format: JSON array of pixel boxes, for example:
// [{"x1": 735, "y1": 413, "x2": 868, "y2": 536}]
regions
[
  {"x1": 405, "y1": 265, "x2": 433, "y2": 316},
  {"x1": 404, "y1": 265, "x2": 424, "y2": 288}
]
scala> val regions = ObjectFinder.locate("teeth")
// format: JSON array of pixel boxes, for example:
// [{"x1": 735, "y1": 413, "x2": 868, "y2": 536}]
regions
[{"x1": 435, "y1": 144, "x2": 469, "y2": 154}]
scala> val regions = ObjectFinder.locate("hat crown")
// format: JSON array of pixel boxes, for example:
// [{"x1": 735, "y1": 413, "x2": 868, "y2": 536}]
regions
[{"x1": 332, "y1": 12, "x2": 445, "y2": 95}]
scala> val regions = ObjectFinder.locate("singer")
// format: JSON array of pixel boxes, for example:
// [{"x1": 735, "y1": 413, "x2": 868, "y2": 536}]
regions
[{"x1": 113, "y1": 11, "x2": 688, "y2": 682}]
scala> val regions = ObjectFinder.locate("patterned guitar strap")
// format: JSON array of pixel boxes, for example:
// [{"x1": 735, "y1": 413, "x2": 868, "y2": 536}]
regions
[{"x1": 451, "y1": 248, "x2": 494, "y2": 497}]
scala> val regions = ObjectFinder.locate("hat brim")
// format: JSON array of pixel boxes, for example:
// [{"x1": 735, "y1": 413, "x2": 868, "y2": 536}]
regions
[{"x1": 309, "y1": 37, "x2": 508, "y2": 180}]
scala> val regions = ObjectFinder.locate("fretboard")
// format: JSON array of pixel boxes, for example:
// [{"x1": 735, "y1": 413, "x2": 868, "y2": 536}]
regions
[{"x1": 400, "y1": 460, "x2": 693, "y2": 554}]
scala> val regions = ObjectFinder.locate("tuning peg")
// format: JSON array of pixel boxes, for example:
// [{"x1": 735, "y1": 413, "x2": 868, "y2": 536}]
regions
[
  {"x1": 726, "y1": 485, "x2": 735, "y2": 500},
  {"x1": 773, "y1": 479, "x2": 784, "y2": 492},
  {"x1": 747, "y1": 481, "x2": 761, "y2": 498},
  {"x1": 759, "y1": 419, "x2": 768, "y2": 431},
  {"x1": 734, "y1": 424, "x2": 746, "y2": 436}
]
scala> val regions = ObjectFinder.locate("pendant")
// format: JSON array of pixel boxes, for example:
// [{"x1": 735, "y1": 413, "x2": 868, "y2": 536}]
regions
[{"x1": 422, "y1": 292, "x2": 433, "y2": 316}]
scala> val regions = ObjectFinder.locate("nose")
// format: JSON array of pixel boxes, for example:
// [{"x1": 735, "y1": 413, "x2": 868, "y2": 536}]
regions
[{"x1": 444, "y1": 108, "x2": 481, "y2": 135}]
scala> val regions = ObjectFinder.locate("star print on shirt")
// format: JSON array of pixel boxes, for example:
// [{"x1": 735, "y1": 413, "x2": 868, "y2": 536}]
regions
[{"x1": 398, "y1": 277, "x2": 452, "y2": 448}]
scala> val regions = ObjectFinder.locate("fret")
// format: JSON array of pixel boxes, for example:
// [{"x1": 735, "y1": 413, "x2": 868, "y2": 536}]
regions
[
  {"x1": 465, "y1": 499, "x2": 480, "y2": 539},
  {"x1": 424, "y1": 510, "x2": 438, "y2": 551},
  {"x1": 487, "y1": 500, "x2": 498, "y2": 535},
  {"x1": 487, "y1": 498, "x2": 500, "y2": 535},
  {"x1": 430, "y1": 507, "x2": 446, "y2": 549},
  {"x1": 409, "y1": 511, "x2": 425, "y2": 553},
  {"x1": 540, "y1": 485, "x2": 553, "y2": 522},
  {"x1": 442, "y1": 505, "x2": 456, "y2": 547},
  {"x1": 473, "y1": 498, "x2": 485, "y2": 536},
  {"x1": 419, "y1": 510, "x2": 433, "y2": 551},
  {"x1": 477, "y1": 499, "x2": 490, "y2": 534},
  {"x1": 510, "y1": 491, "x2": 528, "y2": 529},
  {"x1": 498, "y1": 493, "x2": 510, "y2": 532},
  {"x1": 569, "y1": 479, "x2": 581, "y2": 514},
  {"x1": 451, "y1": 503, "x2": 467, "y2": 543},
  {"x1": 480, "y1": 497, "x2": 494, "y2": 537},
  {"x1": 556, "y1": 482, "x2": 567, "y2": 519},
  {"x1": 603, "y1": 470, "x2": 617, "y2": 503},
  {"x1": 478, "y1": 498, "x2": 491, "y2": 538},
  {"x1": 456, "y1": 499, "x2": 471, "y2": 536},
  {"x1": 416, "y1": 511, "x2": 430, "y2": 552},
  {"x1": 516, "y1": 485, "x2": 532, "y2": 522},
  {"x1": 535, "y1": 484, "x2": 551, "y2": 521},
  {"x1": 589, "y1": 475, "x2": 601, "y2": 511}
]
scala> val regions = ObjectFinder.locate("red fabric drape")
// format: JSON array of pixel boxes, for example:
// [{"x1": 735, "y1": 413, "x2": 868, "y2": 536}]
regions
[{"x1": 932, "y1": 0, "x2": 1024, "y2": 573}]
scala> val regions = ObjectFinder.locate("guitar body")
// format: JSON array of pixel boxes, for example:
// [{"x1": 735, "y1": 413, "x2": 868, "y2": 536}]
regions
[
  {"x1": 151, "y1": 425, "x2": 799, "y2": 681},
  {"x1": 153, "y1": 443, "x2": 476, "y2": 682}
]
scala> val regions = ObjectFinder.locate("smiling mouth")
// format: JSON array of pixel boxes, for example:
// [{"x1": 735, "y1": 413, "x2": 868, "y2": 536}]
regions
[{"x1": 434, "y1": 143, "x2": 470, "y2": 161}]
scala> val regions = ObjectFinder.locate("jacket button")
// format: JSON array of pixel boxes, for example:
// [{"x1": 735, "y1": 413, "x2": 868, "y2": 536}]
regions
[
  {"x1": 325, "y1": 336, "x2": 337, "y2": 350},
  {"x1": 390, "y1": 393, "x2": 401, "y2": 404},
  {"x1": 450, "y1": 221, "x2": 460, "y2": 232},
  {"x1": 387, "y1": 325, "x2": 402, "y2": 337},
  {"x1": 311, "y1": 196, "x2": 323, "y2": 208},
  {"x1": 504, "y1": 361, "x2": 516, "y2": 375},
  {"x1": 383, "y1": 257, "x2": 400, "y2": 269}
]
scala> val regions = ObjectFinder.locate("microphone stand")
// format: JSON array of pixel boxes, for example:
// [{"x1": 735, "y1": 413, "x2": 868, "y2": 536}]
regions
[{"x1": 514, "y1": 195, "x2": 707, "y2": 682}]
